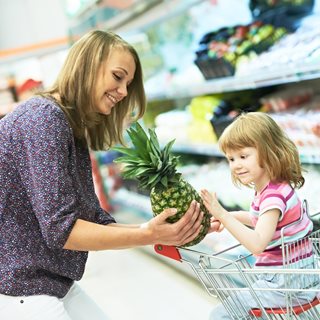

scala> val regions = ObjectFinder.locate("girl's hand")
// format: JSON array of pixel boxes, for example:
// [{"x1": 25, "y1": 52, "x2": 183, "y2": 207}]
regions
[
  {"x1": 147, "y1": 200, "x2": 204, "y2": 246},
  {"x1": 312, "y1": 124, "x2": 320, "y2": 138},
  {"x1": 208, "y1": 218, "x2": 224, "y2": 233},
  {"x1": 200, "y1": 189, "x2": 226, "y2": 220}
]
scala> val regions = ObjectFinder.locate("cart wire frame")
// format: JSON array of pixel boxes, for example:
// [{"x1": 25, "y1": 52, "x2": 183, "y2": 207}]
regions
[{"x1": 154, "y1": 200, "x2": 320, "y2": 319}]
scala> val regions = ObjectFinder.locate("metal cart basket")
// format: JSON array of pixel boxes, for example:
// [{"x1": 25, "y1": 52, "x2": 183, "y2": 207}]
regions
[{"x1": 155, "y1": 209, "x2": 320, "y2": 319}]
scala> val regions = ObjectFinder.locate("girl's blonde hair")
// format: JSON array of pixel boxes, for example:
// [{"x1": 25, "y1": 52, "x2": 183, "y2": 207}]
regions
[
  {"x1": 219, "y1": 112, "x2": 305, "y2": 189},
  {"x1": 42, "y1": 30, "x2": 146, "y2": 150}
]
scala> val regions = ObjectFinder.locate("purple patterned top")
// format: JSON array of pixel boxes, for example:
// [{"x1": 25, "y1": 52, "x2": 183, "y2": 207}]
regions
[{"x1": 0, "y1": 96, "x2": 116, "y2": 298}]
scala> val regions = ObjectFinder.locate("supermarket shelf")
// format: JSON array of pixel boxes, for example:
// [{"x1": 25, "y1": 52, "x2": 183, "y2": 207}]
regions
[
  {"x1": 112, "y1": 188, "x2": 152, "y2": 222},
  {"x1": 105, "y1": 0, "x2": 205, "y2": 33},
  {"x1": 147, "y1": 62, "x2": 320, "y2": 101},
  {"x1": 299, "y1": 153, "x2": 320, "y2": 165},
  {"x1": 172, "y1": 143, "x2": 223, "y2": 157},
  {"x1": 0, "y1": 39, "x2": 69, "y2": 65},
  {"x1": 171, "y1": 143, "x2": 320, "y2": 165}
]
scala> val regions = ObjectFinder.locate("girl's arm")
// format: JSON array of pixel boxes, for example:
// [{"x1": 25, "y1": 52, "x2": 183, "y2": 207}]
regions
[
  {"x1": 63, "y1": 200, "x2": 203, "y2": 251},
  {"x1": 201, "y1": 189, "x2": 280, "y2": 254},
  {"x1": 229, "y1": 210, "x2": 253, "y2": 226}
]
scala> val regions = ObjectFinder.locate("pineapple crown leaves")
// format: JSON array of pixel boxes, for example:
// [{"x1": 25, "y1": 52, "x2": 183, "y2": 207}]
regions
[{"x1": 112, "y1": 122, "x2": 182, "y2": 191}]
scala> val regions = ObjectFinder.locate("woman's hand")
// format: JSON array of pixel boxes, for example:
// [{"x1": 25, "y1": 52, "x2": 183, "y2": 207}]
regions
[
  {"x1": 146, "y1": 200, "x2": 204, "y2": 246},
  {"x1": 63, "y1": 201, "x2": 203, "y2": 251}
]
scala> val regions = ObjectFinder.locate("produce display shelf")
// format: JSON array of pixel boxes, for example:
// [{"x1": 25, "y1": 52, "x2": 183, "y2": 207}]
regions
[
  {"x1": 171, "y1": 144, "x2": 320, "y2": 165},
  {"x1": 147, "y1": 63, "x2": 320, "y2": 101}
]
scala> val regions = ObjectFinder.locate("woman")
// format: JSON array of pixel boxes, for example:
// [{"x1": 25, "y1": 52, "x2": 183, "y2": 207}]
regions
[{"x1": 0, "y1": 30, "x2": 203, "y2": 320}]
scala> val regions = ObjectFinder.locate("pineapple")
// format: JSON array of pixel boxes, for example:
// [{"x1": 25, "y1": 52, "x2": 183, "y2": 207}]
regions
[{"x1": 113, "y1": 122, "x2": 211, "y2": 247}]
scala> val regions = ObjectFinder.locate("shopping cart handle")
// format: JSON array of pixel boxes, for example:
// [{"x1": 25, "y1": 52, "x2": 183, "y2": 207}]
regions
[{"x1": 154, "y1": 244, "x2": 182, "y2": 262}]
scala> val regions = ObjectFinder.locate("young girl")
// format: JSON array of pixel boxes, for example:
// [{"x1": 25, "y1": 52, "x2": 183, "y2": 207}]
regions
[{"x1": 201, "y1": 112, "x2": 317, "y2": 319}]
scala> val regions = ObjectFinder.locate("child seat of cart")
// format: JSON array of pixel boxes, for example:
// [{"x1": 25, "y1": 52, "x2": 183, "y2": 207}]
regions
[{"x1": 247, "y1": 200, "x2": 320, "y2": 318}]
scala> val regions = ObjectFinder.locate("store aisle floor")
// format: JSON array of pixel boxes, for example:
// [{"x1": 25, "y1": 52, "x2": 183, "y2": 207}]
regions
[{"x1": 79, "y1": 247, "x2": 218, "y2": 320}]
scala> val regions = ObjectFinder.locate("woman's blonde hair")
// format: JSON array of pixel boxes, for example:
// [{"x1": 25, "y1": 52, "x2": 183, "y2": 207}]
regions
[
  {"x1": 42, "y1": 30, "x2": 146, "y2": 150},
  {"x1": 219, "y1": 112, "x2": 305, "y2": 189}
]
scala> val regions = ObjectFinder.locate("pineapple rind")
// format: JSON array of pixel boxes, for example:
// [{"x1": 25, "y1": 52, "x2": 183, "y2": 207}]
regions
[{"x1": 150, "y1": 178, "x2": 211, "y2": 247}]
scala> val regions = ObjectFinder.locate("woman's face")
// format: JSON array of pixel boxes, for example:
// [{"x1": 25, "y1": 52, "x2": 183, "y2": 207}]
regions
[{"x1": 95, "y1": 48, "x2": 136, "y2": 115}]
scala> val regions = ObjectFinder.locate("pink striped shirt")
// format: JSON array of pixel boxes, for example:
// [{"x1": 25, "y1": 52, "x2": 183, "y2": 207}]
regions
[{"x1": 250, "y1": 182, "x2": 313, "y2": 266}]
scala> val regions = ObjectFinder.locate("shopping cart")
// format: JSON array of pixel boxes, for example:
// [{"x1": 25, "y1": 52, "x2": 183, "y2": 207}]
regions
[{"x1": 154, "y1": 202, "x2": 320, "y2": 319}]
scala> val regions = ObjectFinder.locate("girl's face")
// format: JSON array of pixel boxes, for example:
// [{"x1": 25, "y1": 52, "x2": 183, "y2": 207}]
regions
[
  {"x1": 94, "y1": 48, "x2": 136, "y2": 115},
  {"x1": 225, "y1": 147, "x2": 269, "y2": 192}
]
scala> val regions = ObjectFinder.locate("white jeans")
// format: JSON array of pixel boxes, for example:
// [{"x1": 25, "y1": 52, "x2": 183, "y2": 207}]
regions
[{"x1": 0, "y1": 283, "x2": 109, "y2": 320}]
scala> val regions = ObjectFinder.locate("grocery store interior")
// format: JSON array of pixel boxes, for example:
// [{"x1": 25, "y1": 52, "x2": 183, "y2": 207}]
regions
[{"x1": 1, "y1": 0, "x2": 320, "y2": 319}]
